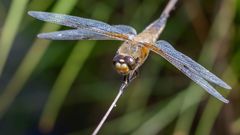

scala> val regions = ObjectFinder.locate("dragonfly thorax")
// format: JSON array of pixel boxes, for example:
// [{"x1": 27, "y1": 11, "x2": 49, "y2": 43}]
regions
[{"x1": 113, "y1": 54, "x2": 137, "y2": 75}]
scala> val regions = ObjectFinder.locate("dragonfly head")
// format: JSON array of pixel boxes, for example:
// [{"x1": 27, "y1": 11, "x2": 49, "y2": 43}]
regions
[{"x1": 113, "y1": 54, "x2": 137, "y2": 75}]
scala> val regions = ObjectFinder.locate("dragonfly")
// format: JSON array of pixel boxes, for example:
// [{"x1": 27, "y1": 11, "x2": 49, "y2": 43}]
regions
[{"x1": 28, "y1": 9, "x2": 231, "y2": 103}]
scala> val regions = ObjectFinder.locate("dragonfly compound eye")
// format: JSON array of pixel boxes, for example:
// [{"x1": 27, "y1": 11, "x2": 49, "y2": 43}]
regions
[
  {"x1": 113, "y1": 55, "x2": 136, "y2": 75},
  {"x1": 124, "y1": 56, "x2": 136, "y2": 70}
]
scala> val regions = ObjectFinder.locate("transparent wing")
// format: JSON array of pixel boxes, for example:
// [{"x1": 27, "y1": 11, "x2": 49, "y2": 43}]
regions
[
  {"x1": 144, "y1": 40, "x2": 230, "y2": 103},
  {"x1": 169, "y1": 56, "x2": 229, "y2": 103},
  {"x1": 37, "y1": 29, "x2": 121, "y2": 40},
  {"x1": 28, "y1": 11, "x2": 136, "y2": 40},
  {"x1": 155, "y1": 40, "x2": 231, "y2": 89}
]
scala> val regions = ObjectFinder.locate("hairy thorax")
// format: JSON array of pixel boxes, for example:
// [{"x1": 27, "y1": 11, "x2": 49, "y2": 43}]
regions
[
  {"x1": 117, "y1": 41, "x2": 149, "y2": 64},
  {"x1": 113, "y1": 30, "x2": 157, "y2": 75}
]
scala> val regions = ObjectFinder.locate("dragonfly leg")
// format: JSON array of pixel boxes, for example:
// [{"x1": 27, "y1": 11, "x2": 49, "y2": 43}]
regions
[
  {"x1": 123, "y1": 75, "x2": 130, "y2": 83},
  {"x1": 124, "y1": 69, "x2": 139, "y2": 83},
  {"x1": 130, "y1": 69, "x2": 139, "y2": 80},
  {"x1": 121, "y1": 70, "x2": 139, "y2": 92}
]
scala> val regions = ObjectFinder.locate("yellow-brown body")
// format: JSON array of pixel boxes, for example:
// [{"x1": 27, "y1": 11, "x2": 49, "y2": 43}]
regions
[{"x1": 113, "y1": 21, "x2": 164, "y2": 76}]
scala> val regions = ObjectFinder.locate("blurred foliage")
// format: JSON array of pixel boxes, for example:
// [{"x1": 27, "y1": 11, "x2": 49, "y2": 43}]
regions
[{"x1": 0, "y1": 0, "x2": 239, "y2": 135}]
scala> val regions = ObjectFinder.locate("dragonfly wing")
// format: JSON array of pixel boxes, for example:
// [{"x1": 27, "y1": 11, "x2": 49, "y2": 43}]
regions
[
  {"x1": 155, "y1": 40, "x2": 231, "y2": 89},
  {"x1": 168, "y1": 57, "x2": 229, "y2": 103},
  {"x1": 28, "y1": 11, "x2": 114, "y2": 29},
  {"x1": 143, "y1": 40, "x2": 230, "y2": 103},
  {"x1": 37, "y1": 29, "x2": 122, "y2": 40},
  {"x1": 180, "y1": 49, "x2": 231, "y2": 89},
  {"x1": 28, "y1": 11, "x2": 135, "y2": 41}
]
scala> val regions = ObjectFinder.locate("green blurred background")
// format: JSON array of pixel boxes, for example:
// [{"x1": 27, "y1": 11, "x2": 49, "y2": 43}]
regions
[{"x1": 0, "y1": 0, "x2": 239, "y2": 135}]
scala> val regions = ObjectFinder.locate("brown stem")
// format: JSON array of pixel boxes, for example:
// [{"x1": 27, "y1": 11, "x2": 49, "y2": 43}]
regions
[{"x1": 92, "y1": 81, "x2": 128, "y2": 135}]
